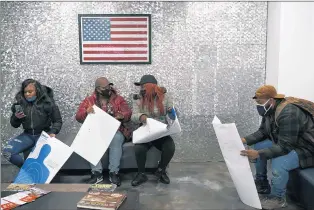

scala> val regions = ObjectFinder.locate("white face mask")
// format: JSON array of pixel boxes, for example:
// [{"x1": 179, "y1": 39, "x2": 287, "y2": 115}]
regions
[{"x1": 256, "y1": 99, "x2": 273, "y2": 116}]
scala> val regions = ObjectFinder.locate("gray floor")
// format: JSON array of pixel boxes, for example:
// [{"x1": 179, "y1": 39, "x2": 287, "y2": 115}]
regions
[{"x1": 1, "y1": 162, "x2": 303, "y2": 210}]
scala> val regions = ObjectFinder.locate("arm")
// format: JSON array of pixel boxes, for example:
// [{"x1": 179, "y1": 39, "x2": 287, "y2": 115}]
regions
[
  {"x1": 50, "y1": 104, "x2": 63, "y2": 134},
  {"x1": 75, "y1": 98, "x2": 90, "y2": 123},
  {"x1": 131, "y1": 99, "x2": 145, "y2": 124},
  {"x1": 10, "y1": 103, "x2": 23, "y2": 128},
  {"x1": 116, "y1": 96, "x2": 132, "y2": 122},
  {"x1": 258, "y1": 104, "x2": 302, "y2": 159},
  {"x1": 244, "y1": 117, "x2": 268, "y2": 145}
]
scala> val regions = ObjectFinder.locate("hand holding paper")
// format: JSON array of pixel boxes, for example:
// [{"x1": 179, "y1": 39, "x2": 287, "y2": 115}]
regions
[
  {"x1": 240, "y1": 149, "x2": 260, "y2": 160},
  {"x1": 86, "y1": 106, "x2": 95, "y2": 114},
  {"x1": 139, "y1": 114, "x2": 148, "y2": 124}
]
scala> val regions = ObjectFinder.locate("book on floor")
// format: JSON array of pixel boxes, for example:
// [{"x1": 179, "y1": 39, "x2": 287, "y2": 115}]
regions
[
  {"x1": 1, "y1": 186, "x2": 51, "y2": 210},
  {"x1": 77, "y1": 191, "x2": 127, "y2": 210},
  {"x1": 1, "y1": 191, "x2": 37, "y2": 207},
  {"x1": 5, "y1": 184, "x2": 35, "y2": 192},
  {"x1": 29, "y1": 186, "x2": 51, "y2": 198},
  {"x1": 1, "y1": 198, "x2": 19, "y2": 210},
  {"x1": 87, "y1": 184, "x2": 117, "y2": 193}
]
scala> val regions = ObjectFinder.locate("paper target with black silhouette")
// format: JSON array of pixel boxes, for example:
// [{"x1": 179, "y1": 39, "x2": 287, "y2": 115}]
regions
[{"x1": 14, "y1": 131, "x2": 73, "y2": 184}]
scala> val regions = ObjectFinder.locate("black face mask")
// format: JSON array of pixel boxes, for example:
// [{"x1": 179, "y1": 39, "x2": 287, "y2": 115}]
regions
[
  {"x1": 140, "y1": 90, "x2": 146, "y2": 96},
  {"x1": 99, "y1": 89, "x2": 111, "y2": 97}
]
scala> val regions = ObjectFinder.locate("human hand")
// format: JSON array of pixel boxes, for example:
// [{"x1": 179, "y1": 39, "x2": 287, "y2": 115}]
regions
[
  {"x1": 240, "y1": 149, "x2": 259, "y2": 160},
  {"x1": 15, "y1": 112, "x2": 26, "y2": 119},
  {"x1": 115, "y1": 113, "x2": 124, "y2": 120},
  {"x1": 241, "y1": 138, "x2": 246, "y2": 144},
  {"x1": 140, "y1": 114, "x2": 147, "y2": 124},
  {"x1": 86, "y1": 106, "x2": 94, "y2": 114},
  {"x1": 49, "y1": 133, "x2": 56, "y2": 138}
]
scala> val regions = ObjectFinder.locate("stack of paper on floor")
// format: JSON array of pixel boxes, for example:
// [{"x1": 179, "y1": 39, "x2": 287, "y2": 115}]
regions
[
  {"x1": 212, "y1": 116, "x2": 262, "y2": 209},
  {"x1": 13, "y1": 131, "x2": 74, "y2": 184},
  {"x1": 71, "y1": 105, "x2": 121, "y2": 166},
  {"x1": 132, "y1": 107, "x2": 181, "y2": 144}
]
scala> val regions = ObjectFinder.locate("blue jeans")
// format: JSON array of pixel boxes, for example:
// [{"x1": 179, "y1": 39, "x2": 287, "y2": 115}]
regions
[
  {"x1": 3, "y1": 133, "x2": 40, "y2": 168},
  {"x1": 254, "y1": 139, "x2": 300, "y2": 198},
  {"x1": 91, "y1": 131, "x2": 125, "y2": 174}
]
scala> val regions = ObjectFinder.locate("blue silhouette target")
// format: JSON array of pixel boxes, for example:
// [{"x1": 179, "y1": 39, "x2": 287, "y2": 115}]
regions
[{"x1": 14, "y1": 144, "x2": 51, "y2": 184}]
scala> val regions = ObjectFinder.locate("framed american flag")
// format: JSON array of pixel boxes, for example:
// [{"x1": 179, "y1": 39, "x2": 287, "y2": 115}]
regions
[{"x1": 78, "y1": 14, "x2": 152, "y2": 64}]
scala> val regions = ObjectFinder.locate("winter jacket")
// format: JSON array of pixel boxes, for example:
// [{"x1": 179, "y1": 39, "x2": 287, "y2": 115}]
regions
[
  {"x1": 10, "y1": 85, "x2": 63, "y2": 135},
  {"x1": 75, "y1": 92, "x2": 132, "y2": 138},
  {"x1": 245, "y1": 99, "x2": 314, "y2": 168}
]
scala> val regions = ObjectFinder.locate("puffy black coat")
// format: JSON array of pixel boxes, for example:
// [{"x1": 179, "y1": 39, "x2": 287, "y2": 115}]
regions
[{"x1": 10, "y1": 85, "x2": 62, "y2": 135}]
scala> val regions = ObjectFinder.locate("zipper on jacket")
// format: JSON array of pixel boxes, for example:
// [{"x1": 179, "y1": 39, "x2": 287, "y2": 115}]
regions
[{"x1": 30, "y1": 105, "x2": 34, "y2": 135}]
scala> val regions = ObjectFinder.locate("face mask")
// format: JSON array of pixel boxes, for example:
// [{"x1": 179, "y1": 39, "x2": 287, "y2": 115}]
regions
[
  {"x1": 140, "y1": 89, "x2": 146, "y2": 96},
  {"x1": 26, "y1": 96, "x2": 37, "y2": 102},
  {"x1": 256, "y1": 99, "x2": 272, "y2": 116},
  {"x1": 99, "y1": 89, "x2": 111, "y2": 97}
]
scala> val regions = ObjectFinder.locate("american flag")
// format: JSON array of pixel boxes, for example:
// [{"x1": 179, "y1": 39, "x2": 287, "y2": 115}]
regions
[{"x1": 79, "y1": 15, "x2": 151, "y2": 64}]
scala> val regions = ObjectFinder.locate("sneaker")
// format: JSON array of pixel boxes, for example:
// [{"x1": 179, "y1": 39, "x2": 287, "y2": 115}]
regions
[
  {"x1": 261, "y1": 195, "x2": 287, "y2": 209},
  {"x1": 255, "y1": 179, "x2": 271, "y2": 194},
  {"x1": 131, "y1": 173, "x2": 148, "y2": 187},
  {"x1": 86, "y1": 171, "x2": 103, "y2": 184},
  {"x1": 155, "y1": 168, "x2": 170, "y2": 184},
  {"x1": 109, "y1": 172, "x2": 121, "y2": 187}
]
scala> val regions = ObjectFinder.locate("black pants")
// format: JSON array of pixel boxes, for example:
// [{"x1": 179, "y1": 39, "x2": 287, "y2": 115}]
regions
[{"x1": 134, "y1": 135, "x2": 175, "y2": 172}]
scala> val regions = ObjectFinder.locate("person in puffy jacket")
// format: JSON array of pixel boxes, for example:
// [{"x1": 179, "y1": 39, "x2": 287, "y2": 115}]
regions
[
  {"x1": 3, "y1": 78, "x2": 62, "y2": 168},
  {"x1": 75, "y1": 77, "x2": 132, "y2": 186},
  {"x1": 131, "y1": 75, "x2": 176, "y2": 187}
]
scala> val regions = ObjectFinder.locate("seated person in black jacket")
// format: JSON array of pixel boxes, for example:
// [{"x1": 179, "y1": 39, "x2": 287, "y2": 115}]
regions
[{"x1": 3, "y1": 79, "x2": 62, "y2": 168}]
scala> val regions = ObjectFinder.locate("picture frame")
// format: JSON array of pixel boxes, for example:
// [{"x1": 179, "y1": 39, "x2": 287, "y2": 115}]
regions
[{"x1": 78, "y1": 14, "x2": 152, "y2": 65}]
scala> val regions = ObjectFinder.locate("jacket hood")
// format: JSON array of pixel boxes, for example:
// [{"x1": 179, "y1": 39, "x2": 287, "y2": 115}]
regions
[
  {"x1": 15, "y1": 85, "x2": 54, "y2": 104},
  {"x1": 43, "y1": 86, "x2": 54, "y2": 100}
]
